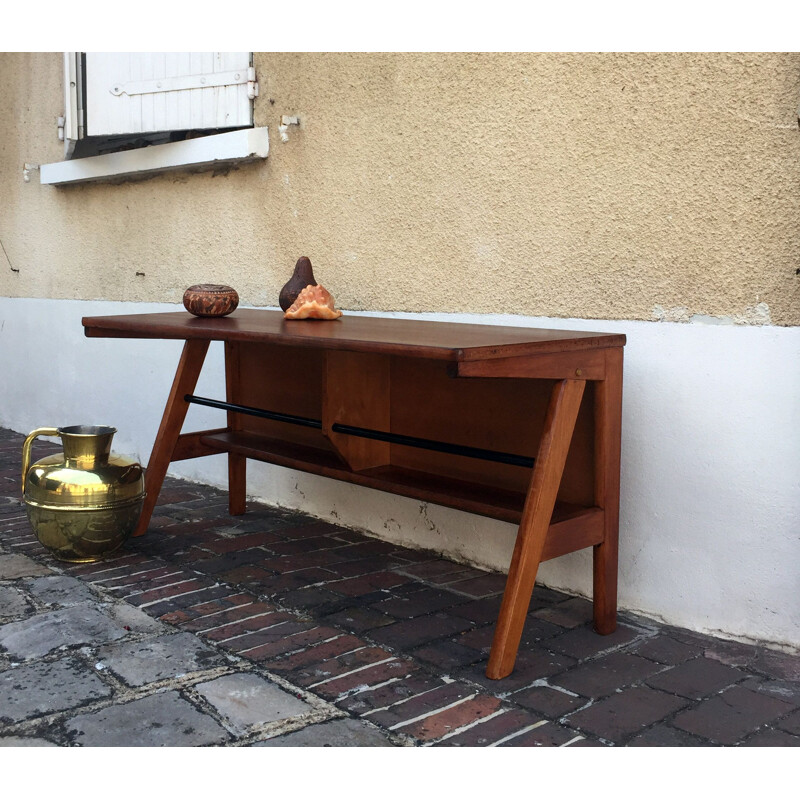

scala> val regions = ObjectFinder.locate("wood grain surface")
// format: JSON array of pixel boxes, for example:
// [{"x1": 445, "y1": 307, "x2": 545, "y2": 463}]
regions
[{"x1": 83, "y1": 309, "x2": 625, "y2": 361}]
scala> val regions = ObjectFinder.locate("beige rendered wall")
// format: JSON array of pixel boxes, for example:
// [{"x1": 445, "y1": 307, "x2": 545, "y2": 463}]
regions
[{"x1": 1, "y1": 52, "x2": 799, "y2": 325}]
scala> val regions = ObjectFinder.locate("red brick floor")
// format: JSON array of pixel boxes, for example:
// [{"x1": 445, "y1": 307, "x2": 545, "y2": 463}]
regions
[{"x1": 2, "y1": 429, "x2": 798, "y2": 747}]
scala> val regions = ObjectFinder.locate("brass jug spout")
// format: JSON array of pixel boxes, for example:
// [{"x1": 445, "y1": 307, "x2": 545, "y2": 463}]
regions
[{"x1": 59, "y1": 425, "x2": 116, "y2": 470}]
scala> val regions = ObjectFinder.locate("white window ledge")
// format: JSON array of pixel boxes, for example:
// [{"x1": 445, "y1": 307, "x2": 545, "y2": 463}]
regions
[{"x1": 40, "y1": 127, "x2": 269, "y2": 186}]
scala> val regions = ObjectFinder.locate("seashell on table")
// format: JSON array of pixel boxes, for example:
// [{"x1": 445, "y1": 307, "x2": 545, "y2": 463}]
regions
[{"x1": 284, "y1": 284, "x2": 343, "y2": 320}]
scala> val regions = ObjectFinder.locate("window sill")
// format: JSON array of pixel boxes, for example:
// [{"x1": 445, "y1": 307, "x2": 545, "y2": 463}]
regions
[{"x1": 39, "y1": 127, "x2": 269, "y2": 186}]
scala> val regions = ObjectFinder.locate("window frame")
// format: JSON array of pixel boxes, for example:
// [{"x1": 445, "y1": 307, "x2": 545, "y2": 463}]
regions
[{"x1": 41, "y1": 52, "x2": 268, "y2": 186}]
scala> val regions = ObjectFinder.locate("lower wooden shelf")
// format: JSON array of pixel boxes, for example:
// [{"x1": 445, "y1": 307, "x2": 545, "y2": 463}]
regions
[{"x1": 198, "y1": 430, "x2": 604, "y2": 561}]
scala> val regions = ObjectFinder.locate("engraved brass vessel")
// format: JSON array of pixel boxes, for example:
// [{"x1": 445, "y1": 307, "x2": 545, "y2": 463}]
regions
[{"x1": 22, "y1": 425, "x2": 146, "y2": 563}]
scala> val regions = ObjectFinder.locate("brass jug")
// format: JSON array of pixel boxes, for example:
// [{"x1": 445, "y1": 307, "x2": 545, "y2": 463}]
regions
[{"x1": 22, "y1": 425, "x2": 146, "y2": 563}]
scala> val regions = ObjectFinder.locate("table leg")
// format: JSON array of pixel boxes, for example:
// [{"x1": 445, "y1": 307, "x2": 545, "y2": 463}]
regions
[
  {"x1": 593, "y1": 347, "x2": 623, "y2": 634},
  {"x1": 225, "y1": 341, "x2": 247, "y2": 516},
  {"x1": 133, "y1": 339, "x2": 210, "y2": 537},
  {"x1": 486, "y1": 379, "x2": 586, "y2": 679}
]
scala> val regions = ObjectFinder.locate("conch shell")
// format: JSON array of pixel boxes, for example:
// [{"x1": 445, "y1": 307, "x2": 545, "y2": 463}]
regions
[{"x1": 284, "y1": 284, "x2": 343, "y2": 320}]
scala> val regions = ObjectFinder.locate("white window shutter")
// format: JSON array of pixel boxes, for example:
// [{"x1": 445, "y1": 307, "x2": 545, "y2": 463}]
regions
[{"x1": 84, "y1": 52, "x2": 255, "y2": 136}]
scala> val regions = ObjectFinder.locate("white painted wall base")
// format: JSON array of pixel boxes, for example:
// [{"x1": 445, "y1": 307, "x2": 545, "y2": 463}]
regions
[{"x1": 1, "y1": 297, "x2": 798, "y2": 651}]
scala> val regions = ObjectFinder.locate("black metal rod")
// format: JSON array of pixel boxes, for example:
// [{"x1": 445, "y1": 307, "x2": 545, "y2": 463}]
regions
[
  {"x1": 185, "y1": 395, "x2": 534, "y2": 468},
  {"x1": 330, "y1": 423, "x2": 534, "y2": 468},
  {"x1": 185, "y1": 395, "x2": 322, "y2": 429}
]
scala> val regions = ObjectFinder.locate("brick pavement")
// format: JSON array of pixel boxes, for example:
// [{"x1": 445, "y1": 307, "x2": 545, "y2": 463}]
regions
[{"x1": 1, "y1": 427, "x2": 798, "y2": 746}]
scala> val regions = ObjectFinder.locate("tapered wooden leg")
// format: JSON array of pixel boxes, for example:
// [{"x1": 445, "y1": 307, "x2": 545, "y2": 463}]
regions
[
  {"x1": 133, "y1": 339, "x2": 210, "y2": 536},
  {"x1": 224, "y1": 341, "x2": 247, "y2": 515},
  {"x1": 486, "y1": 379, "x2": 586, "y2": 679},
  {"x1": 593, "y1": 348, "x2": 623, "y2": 634},
  {"x1": 228, "y1": 455, "x2": 247, "y2": 515}
]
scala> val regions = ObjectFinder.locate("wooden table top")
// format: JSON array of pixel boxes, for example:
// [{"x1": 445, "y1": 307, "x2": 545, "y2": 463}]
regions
[{"x1": 83, "y1": 309, "x2": 625, "y2": 362}]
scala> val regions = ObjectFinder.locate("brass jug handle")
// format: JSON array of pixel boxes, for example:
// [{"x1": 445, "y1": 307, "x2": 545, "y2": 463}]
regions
[{"x1": 21, "y1": 428, "x2": 60, "y2": 494}]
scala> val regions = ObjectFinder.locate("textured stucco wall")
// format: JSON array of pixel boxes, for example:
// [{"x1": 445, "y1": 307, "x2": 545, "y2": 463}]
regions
[{"x1": 1, "y1": 52, "x2": 799, "y2": 324}]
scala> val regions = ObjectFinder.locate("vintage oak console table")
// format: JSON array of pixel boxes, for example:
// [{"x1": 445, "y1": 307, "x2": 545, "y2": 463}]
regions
[{"x1": 82, "y1": 309, "x2": 624, "y2": 679}]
